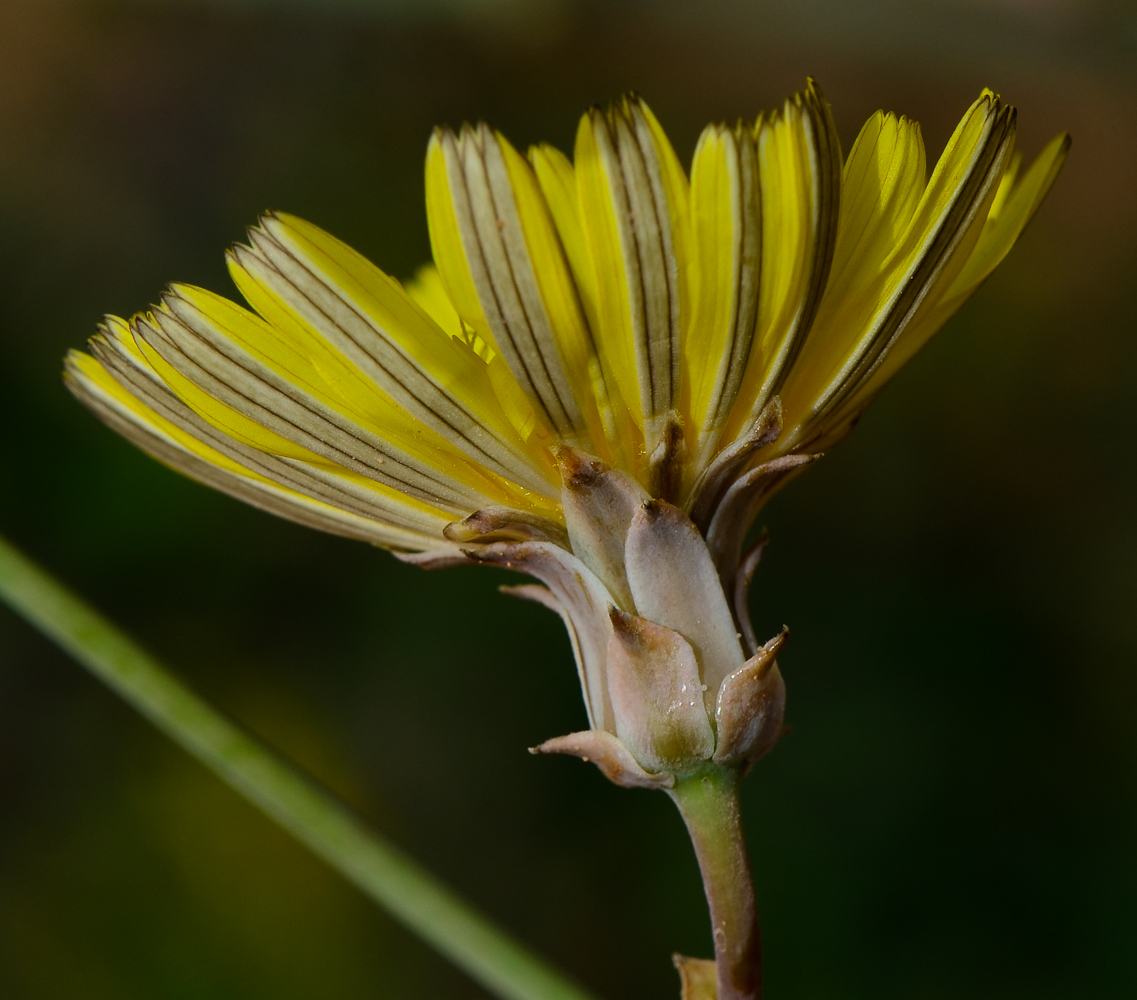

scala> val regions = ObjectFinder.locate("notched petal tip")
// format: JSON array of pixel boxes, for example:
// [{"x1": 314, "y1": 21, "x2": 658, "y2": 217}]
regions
[
  {"x1": 531, "y1": 730, "x2": 674, "y2": 789},
  {"x1": 713, "y1": 627, "x2": 789, "y2": 769}
]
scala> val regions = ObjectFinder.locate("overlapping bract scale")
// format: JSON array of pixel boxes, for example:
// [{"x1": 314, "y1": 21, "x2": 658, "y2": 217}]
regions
[{"x1": 67, "y1": 80, "x2": 1068, "y2": 560}]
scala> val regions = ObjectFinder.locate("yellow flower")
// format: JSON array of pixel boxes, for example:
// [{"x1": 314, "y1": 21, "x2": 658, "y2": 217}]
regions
[
  {"x1": 65, "y1": 81, "x2": 1066, "y2": 559},
  {"x1": 64, "y1": 81, "x2": 1067, "y2": 785}
]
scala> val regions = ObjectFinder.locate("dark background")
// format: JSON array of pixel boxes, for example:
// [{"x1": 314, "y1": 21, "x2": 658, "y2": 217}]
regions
[{"x1": 0, "y1": 1, "x2": 1134, "y2": 997}]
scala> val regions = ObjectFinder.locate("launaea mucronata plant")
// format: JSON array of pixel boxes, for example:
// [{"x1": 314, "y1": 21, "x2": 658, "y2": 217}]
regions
[{"x1": 65, "y1": 80, "x2": 1067, "y2": 1000}]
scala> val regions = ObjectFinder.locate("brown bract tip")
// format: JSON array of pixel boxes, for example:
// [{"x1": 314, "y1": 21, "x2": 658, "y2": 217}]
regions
[
  {"x1": 763, "y1": 625, "x2": 790, "y2": 658},
  {"x1": 551, "y1": 444, "x2": 605, "y2": 490},
  {"x1": 607, "y1": 605, "x2": 646, "y2": 644},
  {"x1": 532, "y1": 730, "x2": 674, "y2": 789}
]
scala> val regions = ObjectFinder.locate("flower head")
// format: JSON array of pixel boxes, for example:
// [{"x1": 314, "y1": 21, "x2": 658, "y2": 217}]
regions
[{"x1": 65, "y1": 81, "x2": 1067, "y2": 783}]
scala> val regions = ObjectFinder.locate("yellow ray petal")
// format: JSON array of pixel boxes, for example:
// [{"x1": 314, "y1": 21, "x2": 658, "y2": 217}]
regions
[
  {"x1": 238, "y1": 212, "x2": 560, "y2": 497},
  {"x1": 497, "y1": 131, "x2": 609, "y2": 447},
  {"x1": 779, "y1": 88, "x2": 1017, "y2": 448},
  {"x1": 404, "y1": 263, "x2": 466, "y2": 343},
  {"x1": 719, "y1": 79, "x2": 842, "y2": 447},
  {"x1": 135, "y1": 311, "x2": 321, "y2": 464},
  {"x1": 943, "y1": 131, "x2": 1070, "y2": 302},
  {"x1": 67, "y1": 343, "x2": 456, "y2": 547},
  {"x1": 530, "y1": 141, "x2": 635, "y2": 468},
  {"x1": 126, "y1": 308, "x2": 528, "y2": 531},
  {"x1": 574, "y1": 95, "x2": 691, "y2": 468},
  {"x1": 826, "y1": 112, "x2": 927, "y2": 315},
  {"x1": 685, "y1": 122, "x2": 762, "y2": 461},
  {"x1": 424, "y1": 133, "x2": 497, "y2": 352},
  {"x1": 425, "y1": 124, "x2": 608, "y2": 451},
  {"x1": 162, "y1": 282, "x2": 542, "y2": 514},
  {"x1": 230, "y1": 256, "x2": 543, "y2": 512},
  {"x1": 854, "y1": 130, "x2": 1070, "y2": 409},
  {"x1": 529, "y1": 143, "x2": 599, "y2": 335}
]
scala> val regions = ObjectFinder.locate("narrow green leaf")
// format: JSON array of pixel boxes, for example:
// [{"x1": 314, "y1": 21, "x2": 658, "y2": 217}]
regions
[{"x1": 0, "y1": 533, "x2": 600, "y2": 1000}]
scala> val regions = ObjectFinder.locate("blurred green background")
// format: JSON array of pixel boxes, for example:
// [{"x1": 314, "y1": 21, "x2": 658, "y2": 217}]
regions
[{"x1": 0, "y1": 0, "x2": 1134, "y2": 997}]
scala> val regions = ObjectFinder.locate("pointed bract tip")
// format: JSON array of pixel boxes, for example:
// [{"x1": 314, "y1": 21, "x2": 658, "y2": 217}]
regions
[
  {"x1": 607, "y1": 603, "x2": 638, "y2": 636},
  {"x1": 633, "y1": 497, "x2": 697, "y2": 535},
  {"x1": 532, "y1": 730, "x2": 675, "y2": 789},
  {"x1": 765, "y1": 626, "x2": 790, "y2": 656},
  {"x1": 551, "y1": 444, "x2": 606, "y2": 489},
  {"x1": 637, "y1": 497, "x2": 665, "y2": 519}
]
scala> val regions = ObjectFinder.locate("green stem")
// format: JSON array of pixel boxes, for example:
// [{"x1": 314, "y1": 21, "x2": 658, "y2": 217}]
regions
[
  {"x1": 669, "y1": 767, "x2": 761, "y2": 1000},
  {"x1": 0, "y1": 534, "x2": 599, "y2": 1000}
]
